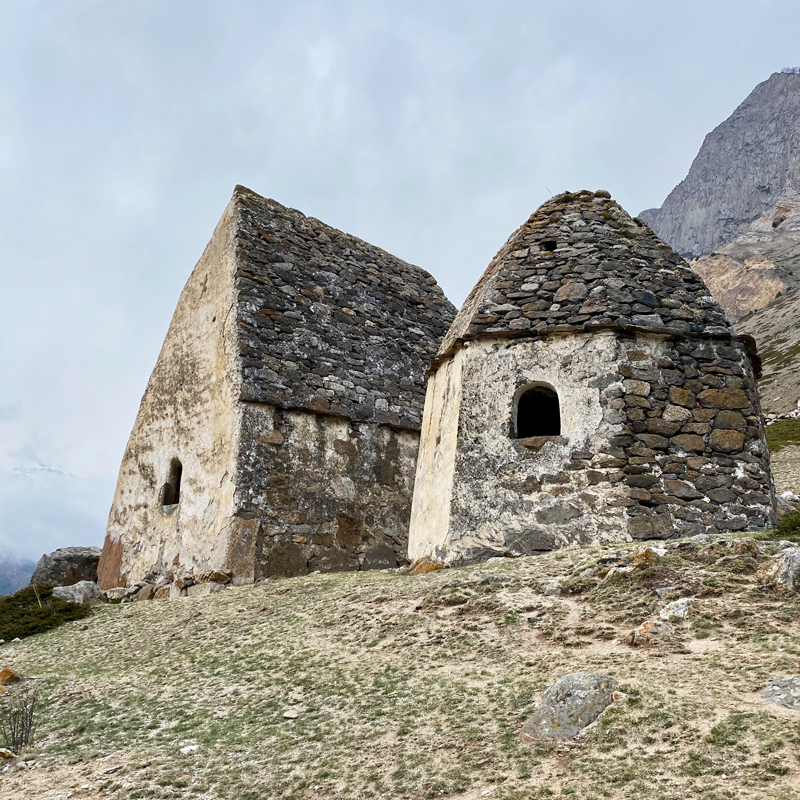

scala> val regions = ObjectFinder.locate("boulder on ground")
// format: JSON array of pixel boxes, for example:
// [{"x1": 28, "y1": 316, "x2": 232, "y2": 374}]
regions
[
  {"x1": 761, "y1": 676, "x2": 800, "y2": 710},
  {"x1": 659, "y1": 597, "x2": 692, "y2": 620},
  {"x1": 30, "y1": 547, "x2": 102, "y2": 587},
  {"x1": 169, "y1": 584, "x2": 186, "y2": 599},
  {"x1": 197, "y1": 570, "x2": 231, "y2": 584},
  {"x1": 523, "y1": 672, "x2": 618, "y2": 739},
  {"x1": 186, "y1": 582, "x2": 228, "y2": 598},
  {"x1": 102, "y1": 586, "x2": 134, "y2": 602},
  {"x1": 135, "y1": 584, "x2": 156, "y2": 602},
  {"x1": 409, "y1": 557, "x2": 445, "y2": 575},
  {"x1": 757, "y1": 547, "x2": 800, "y2": 591},
  {"x1": 52, "y1": 581, "x2": 102, "y2": 605},
  {"x1": 0, "y1": 667, "x2": 20, "y2": 686},
  {"x1": 631, "y1": 618, "x2": 674, "y2": 646}
]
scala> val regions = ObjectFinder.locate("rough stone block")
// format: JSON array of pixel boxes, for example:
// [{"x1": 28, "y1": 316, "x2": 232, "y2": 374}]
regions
[
  {"x1": 505, "y1": 529, "x2": 558, "y2": 555},
  {"x1": 671, "y1": 434, "x2": 706, "y2": 453},
  {"x1": 361, "y1": 546, "x2": 398, "y2": 571},
  {"x1": 645, "y1": 419, "x2": 682, "y2": 437},
  {"x1": 662, "y1": 404, "x2": 692, "y2": 422},
  {"x1": 714, "y1": 410, "x2": 747, "y2": 432},
  {"x1": 709, "y1": 428, "x2": 746, "y2": 453},
  {"x1": 663, "y1": 480, "x2": 703, "y2": 500},
  {"x1": 669, "y1": 386, "x2": 696, "y2": 408},
  {"x1": 624, "y1": 379, "x2": 651, "y2": 397},
  {"x1": 697, "y1": 388, "x2": 750, "y2": 409}
]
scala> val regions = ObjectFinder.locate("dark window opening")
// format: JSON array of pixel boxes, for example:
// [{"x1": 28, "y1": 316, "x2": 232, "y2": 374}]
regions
[
  {"x1": 542, "y1": 240, "x2": 558, "y2": 252},
  {"x1": 515, "y1": 386, "x2": 561, "y2": 438},
  {"x1": 160, "y1": 458, "x2": 183, "y2": 506}
]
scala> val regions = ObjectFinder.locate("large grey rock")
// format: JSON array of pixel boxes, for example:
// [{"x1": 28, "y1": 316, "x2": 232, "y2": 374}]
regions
[
  {"x1": 52, "y1": 580, "x2": 101, "y2": 605},
  {"x1": 761, "y1": 676, "x2": 800, "y2": 710},
  {"x1": 30, "y1": 547, "x2": 102, "y2": 587},
  {"x1": 757, "y1": 547, "x2": 800, "y2": 591},
  {"x1": 505, "y1": 528, "x2": 558, "y2": 556},
  {"x1": 361, "y1": 546, "x2": 398, "y2": 571},
  {"x1": 640, "y1": 72, "x2": 800, "y2": 260},
  {"x1": 523, "y1": 672, "x2": 618, "y2": 739}
]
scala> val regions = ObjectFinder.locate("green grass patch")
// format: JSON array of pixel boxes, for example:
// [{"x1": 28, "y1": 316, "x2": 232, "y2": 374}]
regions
[
  {"x1": 765, "y1": 418, "x2": 800, "y2": 453},
  {"x1": 0, "y1": 584, "x2": 92, "y2": 640}
]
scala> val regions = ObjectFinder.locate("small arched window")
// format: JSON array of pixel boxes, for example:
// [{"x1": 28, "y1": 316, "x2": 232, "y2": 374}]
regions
[
  {"x1": 515, "y1": 386, "x2": 561, "y2": 438},
  {"x1": 160, "y1": 458, "x2": 183, "y2": 506}
]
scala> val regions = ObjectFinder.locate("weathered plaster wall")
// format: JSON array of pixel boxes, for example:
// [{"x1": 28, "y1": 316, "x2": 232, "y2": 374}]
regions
[
  {"x1": 236, "y1": 403, "x2": 420, "y2": 577},
  {"x1": 409, "y1": 331, "x2": 776, "y2": 565},
  {"x1": 421, "y1": 333, "x2": 630, "y2": 564},
  {"x1": 98, "y1": 200, "x2": 242, "y2": 589},
  {"x1": 407, "y1": 350, "x2": 464, "y2": 561}
]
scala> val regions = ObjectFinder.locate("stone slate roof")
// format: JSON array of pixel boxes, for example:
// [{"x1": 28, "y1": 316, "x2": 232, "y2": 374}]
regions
[
  {"x1": 233, "y1": 186, "x2": 456, "y2": 430},
  {"x1": 438, "y1": 190, "x2": 743, "y2": 361}
]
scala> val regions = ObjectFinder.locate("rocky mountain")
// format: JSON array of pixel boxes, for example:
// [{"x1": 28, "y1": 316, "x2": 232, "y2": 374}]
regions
[
  {"x1": 640, "y1": 70, "x2": 800, "y2": 323},
  {"x1": 641, "y1": 70, "x2": 800, "y2": 259},
  {"x1": 0, "y1": 554, "x2": 35, "y2": 596}
]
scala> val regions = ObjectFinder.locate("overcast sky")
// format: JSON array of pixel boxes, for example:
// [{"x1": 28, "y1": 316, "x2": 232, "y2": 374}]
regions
[{"x1": 1, "y1": 0, "x2": 798, "y2": 562}]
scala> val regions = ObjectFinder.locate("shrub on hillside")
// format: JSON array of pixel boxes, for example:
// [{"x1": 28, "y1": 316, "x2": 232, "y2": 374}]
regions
[
  {"x1": 776, "y1": 511, "x2": 800, "y2": 542},
  {"x1": 0, "y1": 584, "x2": 92, "y2": 641},
  {"x1": 0, "y1": 684, "x2": 38, "y2": 753}
]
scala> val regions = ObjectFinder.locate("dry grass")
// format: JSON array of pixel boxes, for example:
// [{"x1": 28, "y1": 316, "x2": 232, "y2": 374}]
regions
[{"x1": 3, "y1": 537, "x2": 800, "y2": 800}]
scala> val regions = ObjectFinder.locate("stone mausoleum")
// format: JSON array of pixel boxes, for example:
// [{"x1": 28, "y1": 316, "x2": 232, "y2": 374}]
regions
[
  {"x1": 97, "y1": 186, "x2": 455, "y2": 590},
  {"x1": 408, "y1": 190, "x2": 776, "y2": 565}
]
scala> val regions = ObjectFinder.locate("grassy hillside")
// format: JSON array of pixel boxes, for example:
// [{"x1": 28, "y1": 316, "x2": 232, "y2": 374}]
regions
[{"x1": 3, "y1": 536, "x2": 800, "y2": 800}]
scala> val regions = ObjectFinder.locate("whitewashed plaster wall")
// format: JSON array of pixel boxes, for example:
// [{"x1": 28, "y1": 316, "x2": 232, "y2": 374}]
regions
[
  {"x1": 99, "y1": 199, "x2": 242, "y2": 588},
  {"x1": 408, "y1": 349, "x2": 465, "y2": 560},
  {"x1": 409, "y1": 333, "x2": 633, "y2": 564}
]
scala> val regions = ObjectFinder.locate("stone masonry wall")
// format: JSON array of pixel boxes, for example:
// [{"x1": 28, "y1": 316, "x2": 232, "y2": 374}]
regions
[
  {"x1": 441, "y1": 333, "x2": 630, "y2": 563},
  {"x1": 237, "y1": 402, "x2": 420, "y2": 577},
  {"x1": 408, "y1": 330, "x2": 775, "y2": 566},
  {"x1": 613, "y1": 334, "x2": 775, "y2": 539}
]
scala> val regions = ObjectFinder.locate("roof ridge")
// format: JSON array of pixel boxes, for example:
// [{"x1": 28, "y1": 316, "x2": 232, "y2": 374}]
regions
[{"x1": 438, "y1": 190, "x2": 736, "y2": 357}]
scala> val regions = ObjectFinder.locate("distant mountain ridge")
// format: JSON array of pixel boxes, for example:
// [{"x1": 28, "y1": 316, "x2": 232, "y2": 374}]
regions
[{"x1": 0, "y1": 554, "x2": 35, "y2": 596}]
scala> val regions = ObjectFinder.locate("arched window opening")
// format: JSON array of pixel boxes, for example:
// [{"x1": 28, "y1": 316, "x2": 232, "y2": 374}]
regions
[
  {"x1": 160, "y1": 458, "x2": 183, "y2": 506},
  {"x1": 515, "y1": 386, "x2": 561, "y2": 438}
]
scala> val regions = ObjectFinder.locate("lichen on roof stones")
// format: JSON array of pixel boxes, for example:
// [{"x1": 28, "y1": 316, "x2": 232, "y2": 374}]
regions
[
  {"x1": 233, "y1": 186, "x2": 456, "y2": 429},
  {"x1": 438, "y1": 189, "x2": 735, "y2": 361}
]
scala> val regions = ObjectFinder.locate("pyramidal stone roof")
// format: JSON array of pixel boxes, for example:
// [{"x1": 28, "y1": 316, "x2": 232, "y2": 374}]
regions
[
  {"x1": 233, "y1": 186, "x2": 456, "y2": 429},
  {"x1": 438, "y1": 190, "x2": 752, "y2": 363}
]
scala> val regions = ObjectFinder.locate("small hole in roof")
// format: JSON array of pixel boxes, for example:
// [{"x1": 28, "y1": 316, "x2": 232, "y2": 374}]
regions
[{"x1": 542, "y1": 241, "x2": 557, "y2": 252}]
